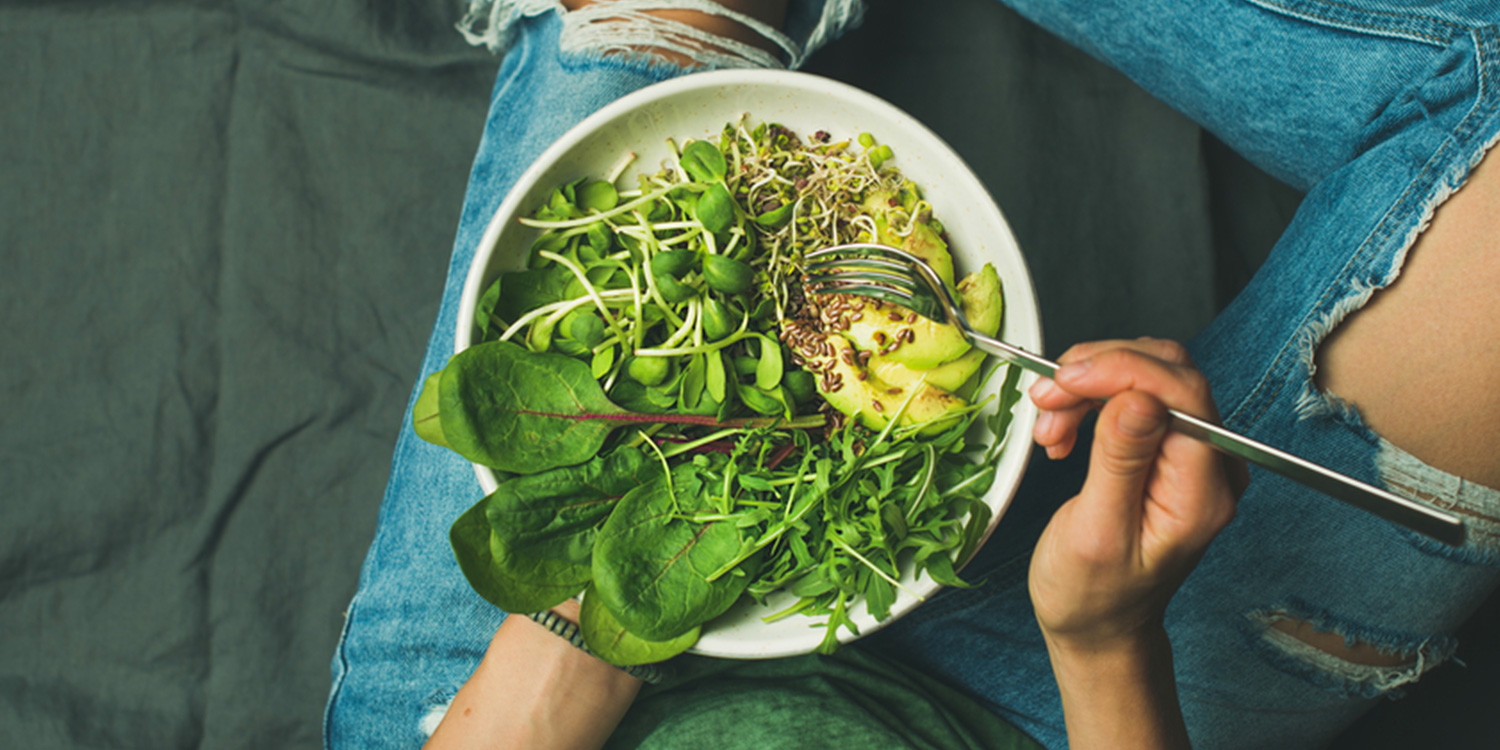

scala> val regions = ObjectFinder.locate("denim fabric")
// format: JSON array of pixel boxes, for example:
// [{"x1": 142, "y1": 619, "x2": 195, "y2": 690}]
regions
[
  {"x1": 325, "y1": 2, "x2": 1500, "y2": 748},
  {"x1": 869, "y1": 2, "x2": 1500, "y2": 748}
]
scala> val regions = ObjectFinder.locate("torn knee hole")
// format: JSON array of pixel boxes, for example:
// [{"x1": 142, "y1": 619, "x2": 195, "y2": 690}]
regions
[
  {"x1": 1248, "y1": 607, "x2": 1453, "y2": 698},
  {"x1": 559, "y1": 0, "x2": 797, "y2": 69},
  {"x1": 1268, "y1": 615, "x2": 1415, "y2": 667}
]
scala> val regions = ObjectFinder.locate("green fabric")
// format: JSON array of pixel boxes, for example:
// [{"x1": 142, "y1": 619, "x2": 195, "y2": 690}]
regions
[{"x1": 609, "y1": 649, "x2": 1041, "y2": 750}]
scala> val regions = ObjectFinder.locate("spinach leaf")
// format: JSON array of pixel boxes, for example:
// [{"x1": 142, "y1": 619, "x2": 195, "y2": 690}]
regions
[
  {"x1": 449, "y1": 496, "x2": 584, "y2": 613},
  {"x1": 412, "y1": 371, "x2": 448, "y2": 449},
  {"x1": 449, "y1": 450, "x2": 655, "y2": 613},
  {"x1": 580, "y1": 585, "x2": 700, "y2": 666},
  {"x1": 591, "y1": 464, "x2": 756, "y2": 641}
]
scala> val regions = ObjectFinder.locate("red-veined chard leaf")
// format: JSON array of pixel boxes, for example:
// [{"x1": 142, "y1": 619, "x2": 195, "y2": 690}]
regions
[{"x1": 435, "y1": 340, "x2": 820, "y2": 474}]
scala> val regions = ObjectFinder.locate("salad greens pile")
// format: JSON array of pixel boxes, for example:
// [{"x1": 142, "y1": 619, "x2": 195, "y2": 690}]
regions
[{"x1": 414, "y1": 119, "x2": 1023, "y2": 664}]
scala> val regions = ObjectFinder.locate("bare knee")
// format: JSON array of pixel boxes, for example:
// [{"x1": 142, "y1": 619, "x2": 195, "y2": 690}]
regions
[{"x1": 1315, "y1": 147, "x2": 1500, "y2": 490}]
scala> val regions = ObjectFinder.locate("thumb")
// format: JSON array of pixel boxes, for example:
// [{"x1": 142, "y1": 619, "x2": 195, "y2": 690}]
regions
[{"x1": 1077, "y1": 390, "x2": 1170, "y2": 522}]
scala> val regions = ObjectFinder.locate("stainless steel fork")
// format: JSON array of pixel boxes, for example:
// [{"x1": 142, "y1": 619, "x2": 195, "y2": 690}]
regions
[{"x1": 804, "y1": 242, "x2": 1465, "y2": 546}]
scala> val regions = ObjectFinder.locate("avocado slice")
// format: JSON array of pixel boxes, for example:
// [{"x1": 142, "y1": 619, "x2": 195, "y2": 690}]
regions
[
  {"x1": 797, "y1": 330, "x2": 968, "y2": 435},
  {"x1": 861, "y1": 188, "x2": 956, "y2": 287},
  {"x1": 841, "y1": 262, "x2": 1003, "y2": 371}
]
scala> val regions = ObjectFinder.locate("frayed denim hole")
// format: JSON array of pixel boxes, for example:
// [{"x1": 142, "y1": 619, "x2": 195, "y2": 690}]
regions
[
  {"x1": 418, "y1": 686, "x2": 461, "y2": 739},
  {"x1": 1379, "y1": 437, "x2": 1500, "y2": 566},
  {"x1": 557, "y1": 1, "x2": 798, "y2": 72},
  {"x1": 1243, "y1": 603, "x2": 1455, "y2": 700}
]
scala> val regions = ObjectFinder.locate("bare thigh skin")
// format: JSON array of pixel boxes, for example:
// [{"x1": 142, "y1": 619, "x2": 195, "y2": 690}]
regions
[
  {"x1": 1290, "y1": 147, "x2": 1500, "y2": 665},
  {"x1": 1316, "y1": 148, "x2": 1500, "y2": 491}
]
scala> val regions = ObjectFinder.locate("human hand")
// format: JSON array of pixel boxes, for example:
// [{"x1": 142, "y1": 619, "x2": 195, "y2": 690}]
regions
[
  {"x1": 1027, "y1": 338, "x2": 1240, "y2": 652},
  {"x1": 424, "y1": 599, "x2": 642, "y2": 750}
]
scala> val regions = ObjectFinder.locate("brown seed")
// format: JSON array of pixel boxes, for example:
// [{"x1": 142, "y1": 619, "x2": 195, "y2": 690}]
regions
[
  {"x1": 888, "y1": 311, "x2": 904, "y2": 322},
  {"x1": 907, "y1": 312, "x2": 918, "y2": 323},
  {"x1": 855, "y1": 370, "x2": 868, "y2": 381},
  {"x1": 887, "y1": 387, "x2": 903, "y2": 395},
  {"x1": 873, "y1": 331, "x2": 887, "y2": 345},
  {"x1": 872, "y1": 400, "x2": 884, "y2": 412}
]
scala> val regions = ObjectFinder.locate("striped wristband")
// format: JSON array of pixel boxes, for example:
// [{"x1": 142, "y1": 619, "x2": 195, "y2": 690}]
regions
[{"x1": 526, "y1": 610, "x2": 664, "y2": 684}]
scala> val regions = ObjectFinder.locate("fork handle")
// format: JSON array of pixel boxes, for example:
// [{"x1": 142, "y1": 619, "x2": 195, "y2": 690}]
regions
[{"x1": 968, "y1": 332, "x2": 1466, "y2": 546}]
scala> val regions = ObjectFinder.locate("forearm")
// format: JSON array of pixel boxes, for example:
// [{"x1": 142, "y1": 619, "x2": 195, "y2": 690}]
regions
[
  {"x1": 1044, "y1": 628, "x2": 1191, "y2": 750},
  {"x1": 424, "y1": 611, "x2": 642, "y2": 750}
]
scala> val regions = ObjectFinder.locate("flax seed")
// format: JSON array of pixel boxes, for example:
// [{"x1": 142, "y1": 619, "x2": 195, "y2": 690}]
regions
[
  {"x1": 855, "y1": 370, "x2": 868, "y2": 381},
  {"x1": 872, "y1": 400, "x2": 884, "y2": 412},
  {"x1": 888, "y1": 311, "x2": 904, "y2": 322},
  {"x1": 887, "y1": 387, "x2": 903, "y2": 395}
]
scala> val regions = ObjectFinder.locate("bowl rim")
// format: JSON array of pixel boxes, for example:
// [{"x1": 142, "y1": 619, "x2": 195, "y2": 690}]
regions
[{"x1": 452, "y1": 68, "x2": 1042, "y2": 658}]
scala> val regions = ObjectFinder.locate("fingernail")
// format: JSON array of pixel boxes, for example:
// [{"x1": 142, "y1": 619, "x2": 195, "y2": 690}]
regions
[
  {"x1": 1034, "y1": 409, "x2": 1055, "y2": 438},
  {"x1": 1055, "y1": 359, "x2": 1091, "y2": 382},
  {"x1": 1029, "y1": 378, "x2": 1056, "y2": 401}
]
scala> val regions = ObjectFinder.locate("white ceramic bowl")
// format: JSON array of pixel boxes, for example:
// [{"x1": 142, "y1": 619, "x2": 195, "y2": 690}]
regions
[{"x1": 456, "y1": 69, "x2": 1041, "y2": 658}]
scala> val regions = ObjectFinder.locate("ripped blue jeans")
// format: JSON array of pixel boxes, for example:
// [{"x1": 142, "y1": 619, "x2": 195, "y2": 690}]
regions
[{"x1": 323, "y1": 1, "x2": 1500, "y2": 748}]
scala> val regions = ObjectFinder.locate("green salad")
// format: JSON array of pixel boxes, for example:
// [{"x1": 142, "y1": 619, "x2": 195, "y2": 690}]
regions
[{"x1": 413, "y1": 120, "x2": 1023, "y2": 665}]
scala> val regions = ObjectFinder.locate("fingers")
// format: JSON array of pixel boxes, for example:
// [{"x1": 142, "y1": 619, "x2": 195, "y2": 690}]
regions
[
  {"x1": 1031, "y1": 338, "x2": 1218, "y2": 458},
  {"x1": 1073, "y1": 390, "x2": 1172, "y2": 525}
]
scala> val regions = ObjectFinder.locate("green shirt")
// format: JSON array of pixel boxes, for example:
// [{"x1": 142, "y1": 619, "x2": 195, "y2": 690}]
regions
[{"x1": 608, "y1": 647, "x2": 1042, "y2": 750}]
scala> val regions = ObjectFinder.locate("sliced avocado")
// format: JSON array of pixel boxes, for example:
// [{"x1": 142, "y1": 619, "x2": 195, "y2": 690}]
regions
[
  {"x1": 840, "y1": 261, "x2": 1002, "y2": 372},
  {"x1": 860, "y1": 189, "x2": 955, "y2": 287},
  {"x1": 956, "y1": 263, "x2": 1003, "y2": 336},
  {"x1": 806, "y1": 333, "x2": 968, "y2": 435},
  {"x1": 868, "y1": 268, "x2": 994, "y2": 391},
  {"x1": 870, "y1": 347, "x2": 985, "y2": 393},
  {"x1": 841, "y1": 296, "x2": 970, "y2": 370},
  {"x1": 902, "y1": 221, "x2": 955, "y2": 288}
]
